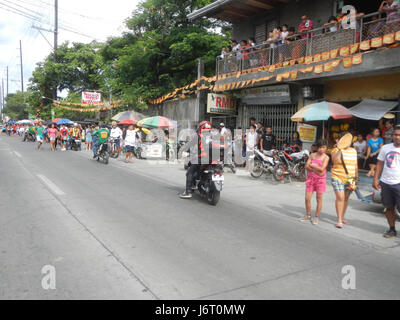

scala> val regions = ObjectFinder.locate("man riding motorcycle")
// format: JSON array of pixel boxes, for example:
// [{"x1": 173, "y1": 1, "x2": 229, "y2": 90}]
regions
[
  {"x1": 180, "y1": 121, "x2": 215, "y2": 199},
  {"x1": 92, "y1": 124, "x2": 110, "y2": 158}
]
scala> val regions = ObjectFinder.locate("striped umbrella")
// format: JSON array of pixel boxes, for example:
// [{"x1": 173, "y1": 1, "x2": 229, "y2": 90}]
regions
[
  {"x1": 137, "y1": 116, "x2": 176, "y2": 129},
  {"x1": 291, "y1": 101, "x2": 352, "y2": 122},
  {"x1": 111, "y1": 111, "x2": 145, "y2": 122}
]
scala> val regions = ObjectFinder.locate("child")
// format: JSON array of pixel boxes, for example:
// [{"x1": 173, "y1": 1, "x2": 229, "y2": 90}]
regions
[{"x1": 301, "y1": 139, "x2": 330, "y2": 225}]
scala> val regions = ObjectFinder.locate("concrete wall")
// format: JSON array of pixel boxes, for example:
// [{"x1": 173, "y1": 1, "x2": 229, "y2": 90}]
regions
[
  {"x1": 145, "y1": 97, "x2": 199, "y2": 130},
  {"x1": 232, "y1": 0, "x2": 334, "y2": 42}
]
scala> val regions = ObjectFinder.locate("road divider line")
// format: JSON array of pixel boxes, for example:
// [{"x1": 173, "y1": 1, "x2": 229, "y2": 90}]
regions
[
  {"x1": 14, "y1": 151, "x2": 22, "y2": 158},
  {"x1": 37, "y1": 174, "x2": 66, "y2": 196}
]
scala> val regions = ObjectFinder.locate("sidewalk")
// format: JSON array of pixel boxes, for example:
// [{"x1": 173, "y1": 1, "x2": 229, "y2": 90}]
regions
[{"x1": 77, "y1": 149, "x2": 400, "y2": 251}]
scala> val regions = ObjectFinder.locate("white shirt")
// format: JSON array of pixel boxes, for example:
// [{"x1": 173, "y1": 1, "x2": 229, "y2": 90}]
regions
[
  {"x1": 354, "y1": 140, "x2": 366, "y2": 154},
  {"x1": 110, "y1": 127, "x2": 123, "y2": 139},
  {"x1": 378, "y1": 144, "x2": 400, "y2": 185},
  {"x1": 220, "y1": 127, "x2": 227, "y2": 137},
  {"x1": 281, "y1": 31, "x2": 289, "y2": 42},
  {"x1": 124, "y1": 130, "x2": 137, "y2": 146},
  {"x1": 246, "y1": 131, "x2": 258, "y2": 151}
]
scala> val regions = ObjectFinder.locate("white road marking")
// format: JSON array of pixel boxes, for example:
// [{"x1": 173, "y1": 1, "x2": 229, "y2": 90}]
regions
[
  {"x1": 14, "y1": 151, "x2": 22, "y2": 158},
  {"x1": 37, "y1": 174, "x2": 66, "y2": 196}
]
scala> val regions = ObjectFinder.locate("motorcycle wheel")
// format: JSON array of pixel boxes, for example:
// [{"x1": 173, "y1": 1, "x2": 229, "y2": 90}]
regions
[
  {"x1": 103, "y1": 153, "x2": 109, "y2": 165},
  {"x1": 273, "y1": 164, "x2": 286, "y2": 182},
  {"x1": 250, "y1": 160, "x2": 264, "y2": 178},
  {"x1": 295, "y1": 164, "x2": 307, "y2": 182},
  {"x1": 207, "y1": 189, "x2": 220, "y2": 206}
]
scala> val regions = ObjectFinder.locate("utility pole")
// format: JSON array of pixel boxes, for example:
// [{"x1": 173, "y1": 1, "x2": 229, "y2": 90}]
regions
[
  {"x1": 6, "y1": 66, "x2": 9, "y2": 96},
  {"x1": 2, "y1": 79, "x2": 4, "y2": 110},
  {"x1": 52, "y1": 0, "x2": 58, "y2": 120},
  {"x1": 19, "y1": 40, "x2": 24, "y2": 92}
]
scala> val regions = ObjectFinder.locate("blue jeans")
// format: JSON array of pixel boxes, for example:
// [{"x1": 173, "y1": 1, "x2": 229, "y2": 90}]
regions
[{"x1": 93, "y1": 142, "x2": 100, "y2": 156}]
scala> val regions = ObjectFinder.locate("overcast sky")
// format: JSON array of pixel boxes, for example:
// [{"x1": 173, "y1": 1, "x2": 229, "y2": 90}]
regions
[{"x1": 0, "y1": 0, "x2": 140, "y2": 95}]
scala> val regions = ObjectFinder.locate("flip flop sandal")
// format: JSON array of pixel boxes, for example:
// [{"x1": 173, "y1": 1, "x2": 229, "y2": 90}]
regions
[
  {"x1": 343, "y1": 220, "x2": 350, "y2": 225},
  {"x1": 336, "y1": 223, "x2": 343, "y2": 229}
]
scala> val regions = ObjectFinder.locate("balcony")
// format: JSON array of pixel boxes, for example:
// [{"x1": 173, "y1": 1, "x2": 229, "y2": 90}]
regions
[{"x1": 215, "y1": 10, "x2": 400, "y2": 89}]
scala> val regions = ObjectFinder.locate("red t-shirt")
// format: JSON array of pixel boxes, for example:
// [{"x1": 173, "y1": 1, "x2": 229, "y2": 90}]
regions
[
  {"x1": 60, "y1": 128, "x2": 68, "y2": 139},
  {"x1": 298, "y1": 20, "x2": 314, "y2": 38}
]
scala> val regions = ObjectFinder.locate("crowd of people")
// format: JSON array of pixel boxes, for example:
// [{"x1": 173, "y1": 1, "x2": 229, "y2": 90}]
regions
[
  {"x1": 1, "y1": 121, "x2": 148, "y2": 163},
  {"x1": 219, "y1": 1, "x2": 399, "y2": 72},
  {"x1": 2, "y1": 115, "x2": 400, "y2": 239},
  {"x1": 300, "y1": 121, "x2": 400, "y2": 239}
]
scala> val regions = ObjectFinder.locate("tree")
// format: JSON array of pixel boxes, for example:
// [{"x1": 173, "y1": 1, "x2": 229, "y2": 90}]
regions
[
  {"x1": 28, "y1": 41, "x2": 106, "y2": 119},
  {"x1": 2, "y1": 92, "x2": 31, "y2": 120},
  {"x1": 100, "y1": 0, "x2": 230, "y2": 109}
]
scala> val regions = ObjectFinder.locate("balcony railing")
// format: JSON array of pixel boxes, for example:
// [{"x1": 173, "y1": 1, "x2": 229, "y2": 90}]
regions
[{"x1": 216, "y1": 9, "x2": 400, "y2": 77}]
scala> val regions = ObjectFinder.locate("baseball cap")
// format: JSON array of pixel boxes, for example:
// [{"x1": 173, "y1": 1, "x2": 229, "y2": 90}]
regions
[{"x1": 220, "y1": 123, "x2": 225, "y2": 127}]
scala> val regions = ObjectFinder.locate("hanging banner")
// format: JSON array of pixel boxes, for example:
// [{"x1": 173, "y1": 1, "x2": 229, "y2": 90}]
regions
[
  {"x1": 298, "y1": 124, "x2": 317, "y2": 143},
  {"x1": 371, "y1": 37, "x2": 383, "y2": 48},
  {"x1": 383, "y1": 33, "x2": 395, "y2": 45},
  {"x1": 360, "y1": 40, "x2": 371, "y2": 51},
  {"x1": 82, "y1": 92, "x2": 102, "y2": 105},
  {"x1": 330, "y1": 48, "x2": 339, "y2": 59},
  {"x1": 321, "y1": 51, "x2": 330, "y2": 61}
]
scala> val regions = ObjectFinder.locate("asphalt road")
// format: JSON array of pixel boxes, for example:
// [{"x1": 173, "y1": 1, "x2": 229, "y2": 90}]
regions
[{"x1": 1, "y1": 135, "x2": 400, "y2": 300}]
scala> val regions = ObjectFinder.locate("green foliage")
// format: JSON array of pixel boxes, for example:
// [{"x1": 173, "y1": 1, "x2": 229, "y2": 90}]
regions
[
  {"x1": 101, "y1": 0, "x2": 230, "y2": 108},
  {"x1": 2, "y1": 91, "x2": 31, "y2": 120},
  {"x1": 28, "y1": 0, "x2": 232, "y2": 116}
]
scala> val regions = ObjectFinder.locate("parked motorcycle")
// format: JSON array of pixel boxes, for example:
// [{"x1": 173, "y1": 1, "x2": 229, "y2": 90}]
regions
[
  {"x1": 190, "y1": 161, "x2": 224, "y2": 206},
  {"x1": 275, "y1": 148, "x2": 309, "y2": 182},
  {"x1": 250, "y1": 148, "x2": 282, "y2": 181}
]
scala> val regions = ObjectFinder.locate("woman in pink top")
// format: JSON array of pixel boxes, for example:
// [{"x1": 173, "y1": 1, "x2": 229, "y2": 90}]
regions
[
  {"x1": 301, "y1": 139, "x2": 330, "y2": 225},
  {"x1": 48, "y1": 124, "x2": 58, "y2": 151}
]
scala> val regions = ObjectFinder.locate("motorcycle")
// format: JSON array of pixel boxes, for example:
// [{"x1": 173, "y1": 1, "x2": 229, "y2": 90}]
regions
[
  {"x1": 70, "y1": 138, "x2": 82, "y2": 151},
  {"x1": 275, "y1": 148, "x2": 309, "y2": 182},
  {"x1": 249, "y1": 148, "x2": 282, "y2": 181},
  {"x1": 109, "y1": 138, "x2": 120, "y2": 159},
  {"x1": 191, "y1": 161, "x2": 224, "y2": 206},
  {"x1": 96, "y1": 142, "x2": 110, "y2": 165}
]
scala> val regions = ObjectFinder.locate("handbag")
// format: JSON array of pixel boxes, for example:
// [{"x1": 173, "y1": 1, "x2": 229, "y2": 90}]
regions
[{"x1": 341, "y1": 152, "x2": 357, "y2": 191}]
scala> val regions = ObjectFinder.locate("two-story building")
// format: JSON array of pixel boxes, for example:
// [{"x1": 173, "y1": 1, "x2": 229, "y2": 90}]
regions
[{"x1": 188, "y1": 0, "x2": 400, "y2": 144}]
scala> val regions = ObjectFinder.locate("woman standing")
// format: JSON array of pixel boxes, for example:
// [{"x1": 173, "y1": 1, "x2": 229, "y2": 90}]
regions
[
  {"x1": 85, "y1": 126, "x2": 92, "y2": 150},
  {"x1": 331, "y1": 133, "x2": 358, "y2": 229},
  {"x1": 366, "y1": 128, "x2": 384, "y2": 177},
  {"x1": 48, "y1": 124, "x2": 58, "y2": 151},
  {"x1": 301, "y1": 139, "x2": 329, "y2": 225}
]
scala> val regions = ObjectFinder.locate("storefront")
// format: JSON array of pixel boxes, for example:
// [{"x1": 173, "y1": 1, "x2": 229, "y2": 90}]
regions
[
  {"x1": 237, "y1": 84, "x2": 299, "y2": 147},
  {"x1": 324, "y1": 73, "x2": 400, "y2": 141}
]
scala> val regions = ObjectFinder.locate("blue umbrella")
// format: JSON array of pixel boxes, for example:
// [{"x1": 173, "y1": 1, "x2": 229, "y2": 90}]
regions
[
  {"x1": 56, "y1": 119, "x2": 73, "y2": 125},
  {"x1": 8, "y1": 120, "x2": 16, "y2": 125}
]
